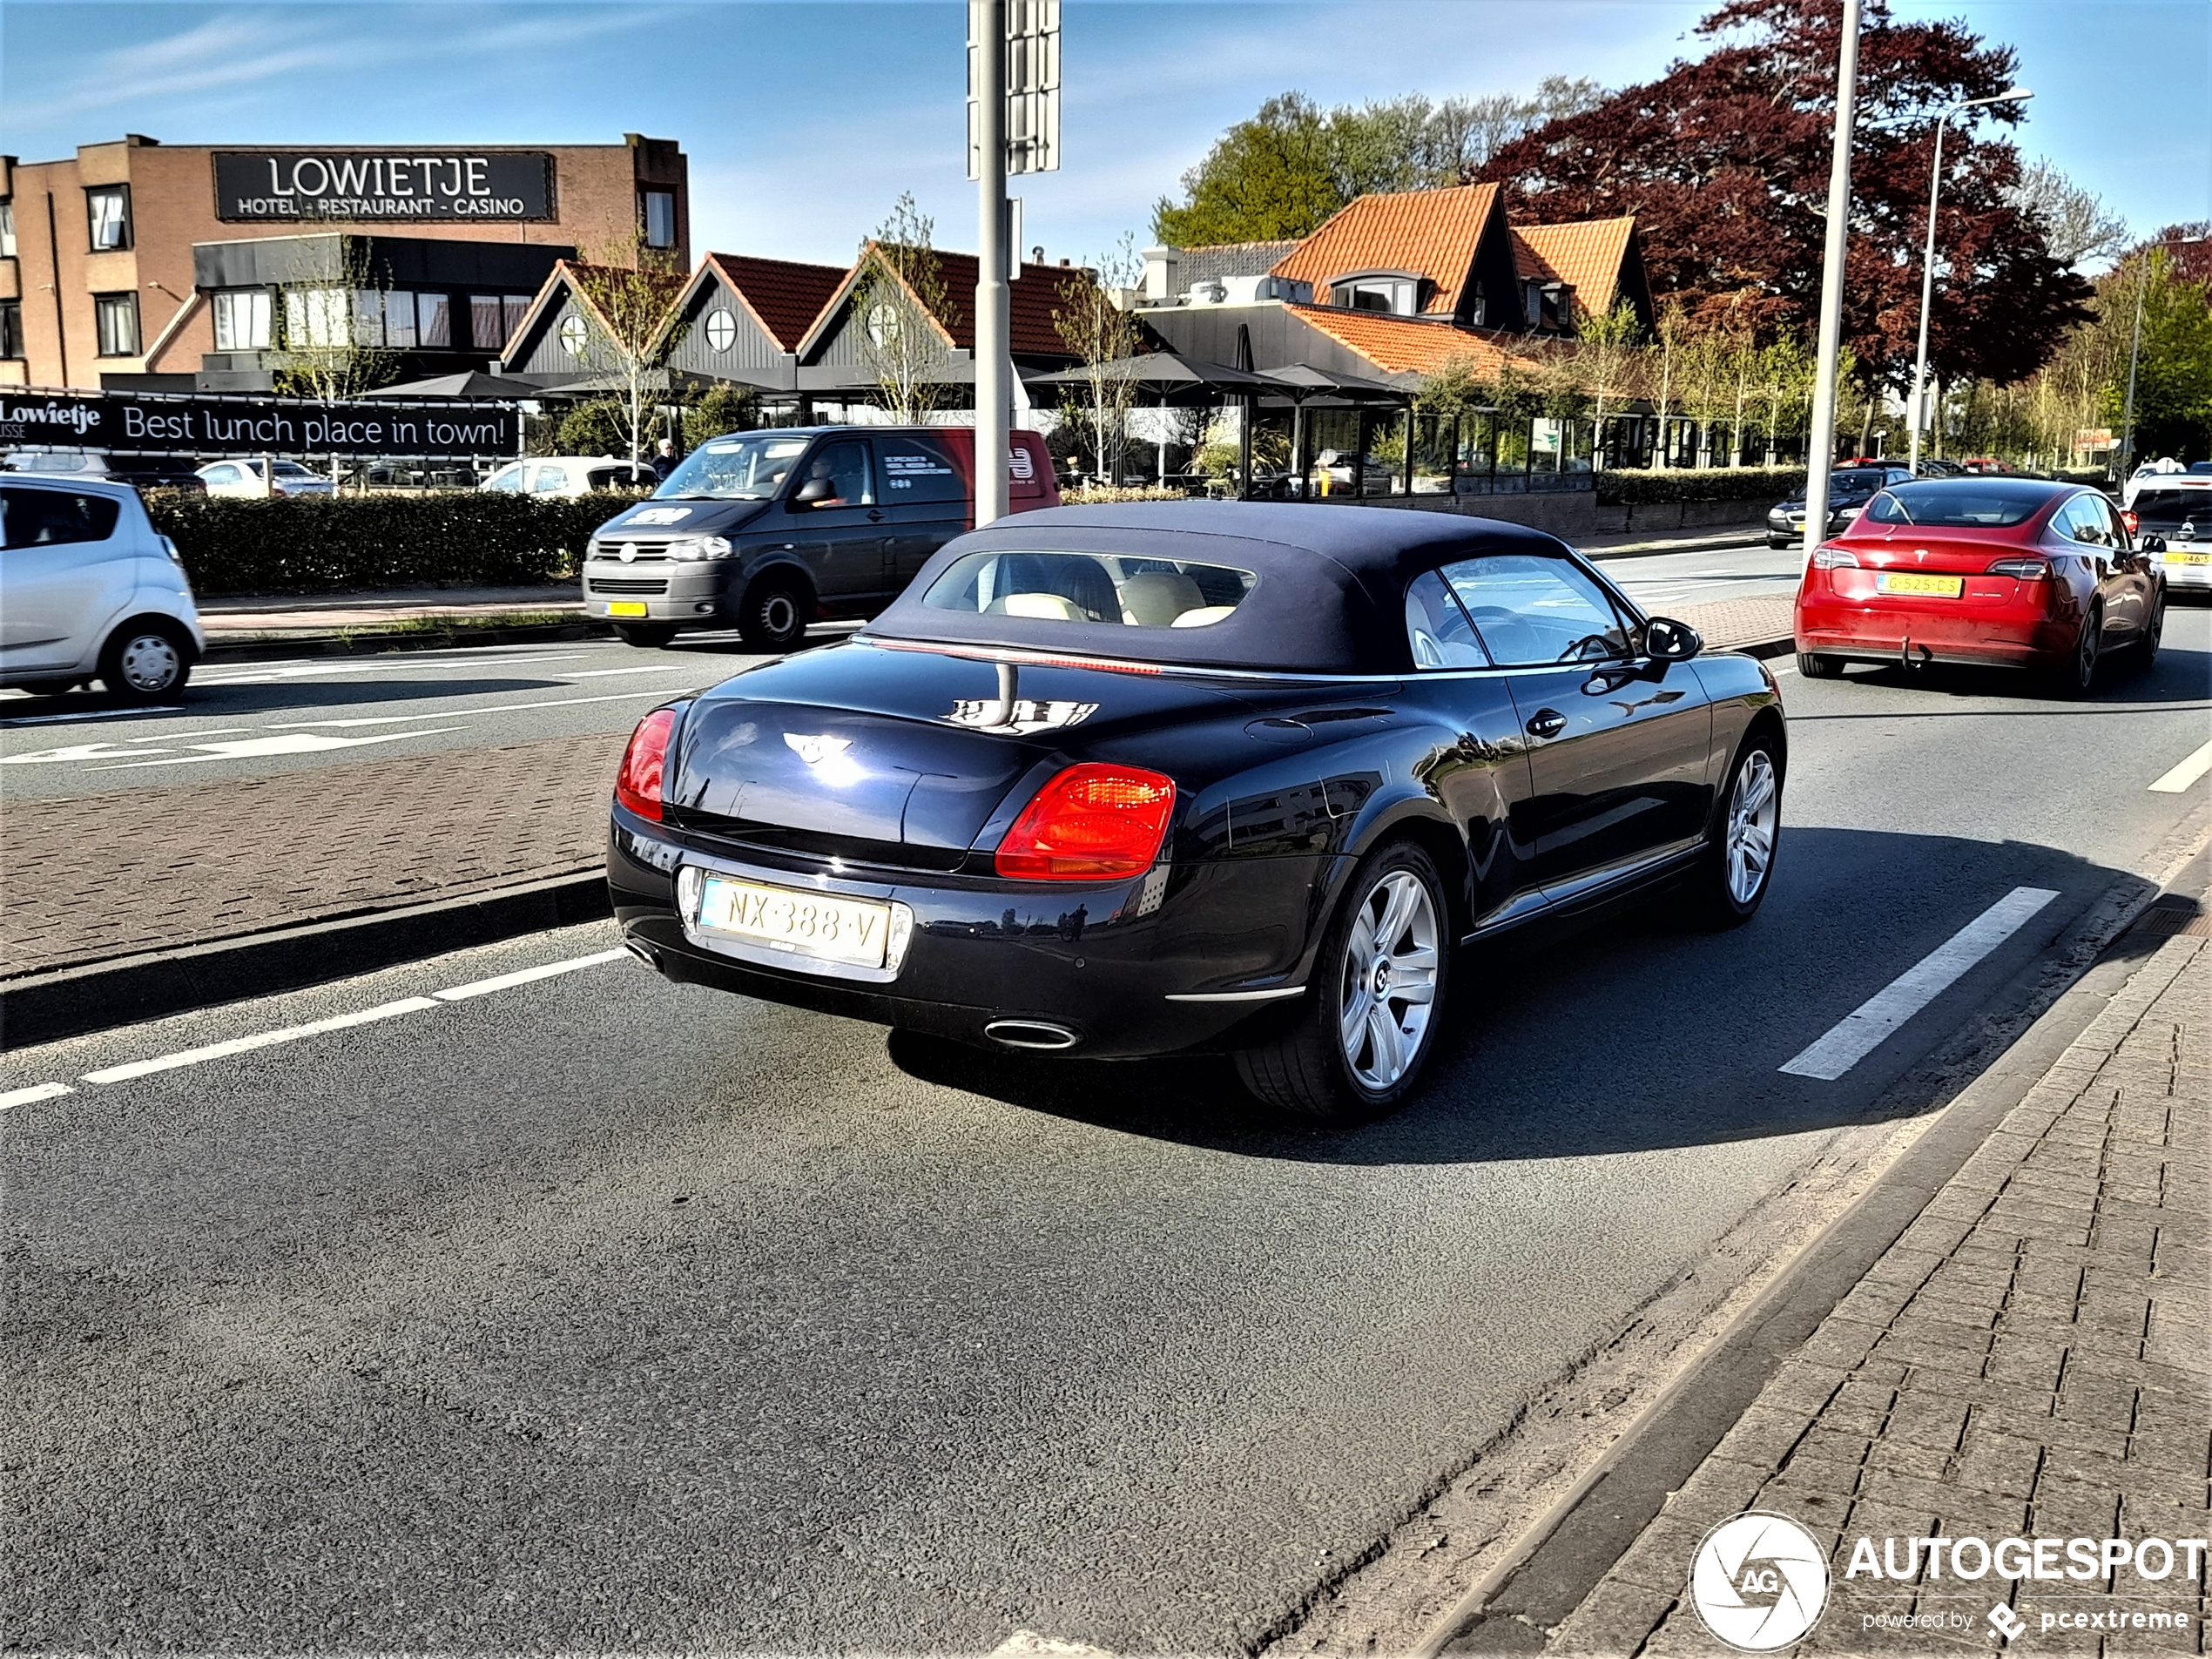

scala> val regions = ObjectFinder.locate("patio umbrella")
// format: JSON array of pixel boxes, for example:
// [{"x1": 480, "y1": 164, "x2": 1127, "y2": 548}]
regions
[
  {"x1": 1028, "y1": 353, "x2": 1287, "y2": 483},
  {"x1": 360, "y1": 371, "x2": 546, "y2": 401}
]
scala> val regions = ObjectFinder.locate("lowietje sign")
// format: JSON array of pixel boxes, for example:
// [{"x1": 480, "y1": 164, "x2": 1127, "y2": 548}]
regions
[
  {"x1": 0, "y1": 391, "x2": 518, "y2": 459},
  {"x1": 213, "y1": 151, "x2": 556, "y2": 223}
]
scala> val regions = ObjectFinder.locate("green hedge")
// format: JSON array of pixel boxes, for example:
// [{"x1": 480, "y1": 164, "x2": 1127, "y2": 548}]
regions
[
  {"x1": 1596, "y1": 466, "x2": 1807, "y2": 505},
  {"x1": 143, "y1": 491, "x2": 649, "y2": 596}
]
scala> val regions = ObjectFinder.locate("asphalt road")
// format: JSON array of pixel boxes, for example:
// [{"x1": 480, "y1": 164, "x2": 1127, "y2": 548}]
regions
[
  {"x1": 3, "y1": 590, "x2": 2207, "y2": 1654},
  {"x1": 0, "y1": 532, "x2": 1785, "y2": 802}
]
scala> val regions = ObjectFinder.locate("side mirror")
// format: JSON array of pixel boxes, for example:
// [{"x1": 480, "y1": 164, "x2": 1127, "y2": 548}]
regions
[
  {"x1": 792, "y1": 476, "x2": 834, "y2": 507},
  {"x1": 1643, "y1": 617, "x2": 1703, "y2": 662},
  {"x1": 2140, "y1": 535, "x2": 2166, "y2": 554}
]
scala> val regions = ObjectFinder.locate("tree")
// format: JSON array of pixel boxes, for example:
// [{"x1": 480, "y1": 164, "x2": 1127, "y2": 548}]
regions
[
  {"x1": 1052, "y1": 234, "x2": 1142, "y2": 482},
  {"x1": 2011, "y1": 161, "x2": 2128, "y2": 271},
  {"x1": 564, "y1": 233, "x2": 688, "y2": 470},
  {"x1": 1153, "y1": 79, "x2": 1608, "y2": 245},
  {"x1": 1475, "y1": 0, "x2": 2093, "y2": 397},
  {"x1": 1568, "y1": 299, "x2": 1642, "y2": 457},
  {"x1": 852, "y1": 193, "x2": 954, "y2": 423},
  {"x1": 1754, "y1": 336, "x2": 1817, "y2": 462},
  {"x1": 2101, "y1": 248, "x2": 2212, "y2": 459},
  {"x1": 683, "y1": 382, "x2": 758, "y2": 448}
]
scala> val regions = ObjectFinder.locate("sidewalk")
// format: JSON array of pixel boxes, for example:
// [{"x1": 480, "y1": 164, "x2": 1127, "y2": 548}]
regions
[
  {"x1": 196, "y1": 583, "x2": 592, "y2": 654},
  {"x1": 1546, "y1": 926, "x2": 2211, "y2": 1654}
]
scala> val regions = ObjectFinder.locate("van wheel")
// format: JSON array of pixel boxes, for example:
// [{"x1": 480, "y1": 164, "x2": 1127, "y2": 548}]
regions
[
  {"x1": 737, "y1": 572, "x2": 813, "y2": 652},
  {"x1": 614, "y1": 623, "x2": 678, "y2": 649},
  {"x1": 98, "y1": 620, "x2": 194, "y2": 700}
]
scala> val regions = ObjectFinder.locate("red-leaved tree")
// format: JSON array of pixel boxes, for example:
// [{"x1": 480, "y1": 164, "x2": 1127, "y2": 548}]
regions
[{"x1": 1473, "y1": 0, "x2": 2093, "y2": 395}]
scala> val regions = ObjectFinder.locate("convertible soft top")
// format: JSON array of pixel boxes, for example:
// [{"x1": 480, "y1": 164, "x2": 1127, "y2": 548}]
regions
[{"x1": 861, "y1": 501, "x2": 1582, "y2": 675}]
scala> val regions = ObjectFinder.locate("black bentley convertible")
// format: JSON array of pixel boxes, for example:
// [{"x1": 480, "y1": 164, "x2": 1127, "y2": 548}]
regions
[{"x1": 609, "y1": 502, "x2": 1785, "y2": 1120}]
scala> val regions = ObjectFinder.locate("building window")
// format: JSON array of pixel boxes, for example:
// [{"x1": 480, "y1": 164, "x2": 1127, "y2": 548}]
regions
[
  {"x1": 285, "y1": 288, "x2": 348, "y2": 349},
  {"x1": 417, "y1": 293, "x2": 453, "y2": 348},
  {"x1": 381, "y1": 291, "x2": 418, "y2": 349},
  {"x1": 86, "y1": 185, "x2": 132, "y2": 252},
  {"x1": 0, "y1": 200, "x2": 16, "y2": 259},
  {"x1": 94, "y1": 291, "x2": 140, "y2": 356},
  {"x1": 1332, "y1": 273, "x2": 1417, "y2": 316},
  {"x1": 470, "y1": 294, "x2": 532, "y2": 353},
  {"x1": 504, "y1": 293, "x2": 531, "y2": 342},
  {"x1": 704, "y1": 307, "x2": 737, "y2": 353},
  {"x1": 212, "y1": 289, "x2": 273, "y2": 352},
  {"x1": 642, "y1": 190, "x2": 677, "y2": 249},
  {"x1": 0, "y1": 300, "x2": 23, "y2": 360}
]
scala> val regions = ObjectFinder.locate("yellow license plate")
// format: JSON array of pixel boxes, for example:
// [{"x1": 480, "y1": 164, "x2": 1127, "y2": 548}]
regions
[
  {"x1": 2166, "y1": 550, "x2": 2209, "y2": 565},
  {"x1": 1877, "y1": 572, "x2": 1965, "y2": 597},
  {"x1": 696, "y1": 874, "x2": 892, "y2": 969},
  {"x1": 605, "y1": 600, "x2": 649, "y2": 617}
]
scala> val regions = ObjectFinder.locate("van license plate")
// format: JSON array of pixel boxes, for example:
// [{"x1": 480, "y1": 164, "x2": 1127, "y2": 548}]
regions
[
  {"x1": 1877, "y1": 572, "x2": 1964, "y2": 597},
  {"x1": 695, "y1": 874, "x2": 892, "y2": 969},
  {"x1": 606, "y1": 601, "x2": 649, "y2": 617}
]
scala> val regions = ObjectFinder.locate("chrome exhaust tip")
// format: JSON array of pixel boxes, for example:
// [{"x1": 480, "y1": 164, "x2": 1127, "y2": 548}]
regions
[
  {"x1": 983, "y1": 1019, "x2": 1080, "y2": 1051},
  {"x1": 623, "y1": 939, "x2": 658, "y2": 968}
]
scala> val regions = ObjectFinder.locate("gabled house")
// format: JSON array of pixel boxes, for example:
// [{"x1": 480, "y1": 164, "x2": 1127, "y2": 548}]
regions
[
  {"x1": 659, "y1": 253, "x2": 851, "y2": 390},
  {"x1": 499, "y1": 258, "x2": 687, "y2": 389},
  {"x1": 1271, "y1": 184, "x2": 1524, "y2": 328},
  {"x1": 1511, "y1": 217, "x2": 1651, "y2": 333}
]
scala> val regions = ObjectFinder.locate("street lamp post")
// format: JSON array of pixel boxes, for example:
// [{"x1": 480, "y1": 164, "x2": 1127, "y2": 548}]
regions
[
  {"x1": 1905, "y1": 88, "x2": 2032, "y2": 474},
  {"x1": 1802, "y1": 0, "x2": 1865, "y2": 564}
]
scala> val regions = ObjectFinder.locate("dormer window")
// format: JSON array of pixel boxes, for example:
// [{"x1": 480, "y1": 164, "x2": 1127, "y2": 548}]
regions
[{"x1": 1330, "y1": 272, "x2": 1421, "y2": 316}]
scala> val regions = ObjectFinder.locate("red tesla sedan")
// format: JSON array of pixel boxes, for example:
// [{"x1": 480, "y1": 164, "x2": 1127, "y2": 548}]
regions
[{"x1": 1795, "y1": 478, "x2": 2165, "y2": 695}]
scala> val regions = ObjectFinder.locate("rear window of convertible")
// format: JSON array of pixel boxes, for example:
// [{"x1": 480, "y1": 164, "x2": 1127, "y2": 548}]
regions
[{"x1": 921, "y1": 550, "x2": 1257, "y2": 628}]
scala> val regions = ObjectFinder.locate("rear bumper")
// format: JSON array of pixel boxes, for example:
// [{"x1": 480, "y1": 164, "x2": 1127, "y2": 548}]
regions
[
  {"x1": 608, "y1": 808, "x2": 1324, "y2": 1059},
  {"x1": 1794, "y1": 582, "x2": 2076, "y2": 670},
  {"x1": 2158, "y1": 555, "x2": 2212, "y2": 591}
]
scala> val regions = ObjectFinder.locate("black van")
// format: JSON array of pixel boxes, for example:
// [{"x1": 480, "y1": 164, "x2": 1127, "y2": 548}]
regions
[{"x1": 581, "y1": 425, "x2": 1062, "y2": 651}]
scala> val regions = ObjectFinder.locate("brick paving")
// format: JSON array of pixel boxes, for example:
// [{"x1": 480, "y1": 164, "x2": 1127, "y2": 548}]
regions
[
  {"x1": 1, "y1": 732, "x2": 624, "y2": 978},
  {"x1": 1551, "y1": 934, "x2": 2211, "y2": 1654}
]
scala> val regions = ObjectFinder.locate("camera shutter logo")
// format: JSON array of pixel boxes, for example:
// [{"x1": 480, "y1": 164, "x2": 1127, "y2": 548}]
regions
[{"x1": 1689, "y1": 1512, "x2": 1831, "y2": 1651}]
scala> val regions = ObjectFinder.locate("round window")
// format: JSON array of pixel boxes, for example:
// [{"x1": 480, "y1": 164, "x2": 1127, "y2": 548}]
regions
[
  {"x1": 704, "y1": 307, "x2": 738, "y2": 354},
  {"x1": 867, "y1": 302, "x2": 903, "y2": 349},
  {"x1": 557, "y1": 314, "x2": 590, "y2": 356}
]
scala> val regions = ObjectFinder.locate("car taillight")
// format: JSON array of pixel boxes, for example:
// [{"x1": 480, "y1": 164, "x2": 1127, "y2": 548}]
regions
[
  {"x1": 616, "y1": 708, "x2": 677, "y2": 820},
  {"x1": 995, "y1": 764, "x2": 1177, "y2": 880},
  {"x1": 1986, "y1": 557, "x2": 2050, "y2": 581},
  {"x1": 2121, "y1": 509, "x2": 2139, "y2": 535},
  {"x1": 1810, "y1": 546, "x2": 1859, "y2": 569}
]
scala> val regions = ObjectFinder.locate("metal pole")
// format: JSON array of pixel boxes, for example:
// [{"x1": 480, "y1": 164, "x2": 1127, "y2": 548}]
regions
[
  {"x1": 1906, "y1": 115, "x2": 1946, "y2": 475},
  {"x1": 1803, "y1": 0, "x2": 1864, "y2": 563},
  {"x1": 2119, "y1": 257, "x2": 2148, "y2": 483},
  {"x1": 974, "y1": 0, "x2": 1010, "y2": 527}
]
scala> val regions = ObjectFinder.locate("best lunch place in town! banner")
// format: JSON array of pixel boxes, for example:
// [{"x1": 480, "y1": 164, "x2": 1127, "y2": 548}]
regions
[{"x1": 0, "y1": 392, "x2": 518, "y2": 459}]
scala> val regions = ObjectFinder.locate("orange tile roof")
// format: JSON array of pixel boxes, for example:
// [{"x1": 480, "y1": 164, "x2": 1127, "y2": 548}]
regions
[
  {"x1": 704, "y1": 253, "x2": 850, "y2": 352},
  {"x1": 1286, "y1": 305, "x2": 1535, "y2": 378},
  {"x1": 1271, "y1": 185, "x2": 1501, "y2": 316},
  {"x1": 1511, "y1": 218, "x2": 1636, "y2": 315}
]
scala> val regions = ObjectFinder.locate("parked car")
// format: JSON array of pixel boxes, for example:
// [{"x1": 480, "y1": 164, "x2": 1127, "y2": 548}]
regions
[
  {"x1": 606, "y1": 501, "x2": 1785, "y2": 1121},
  {"x1": 582, "y1": 426, "x2": 1061, "y2": 651},
  {"x1": 0, "y1": 474, "x2": 203, "y2": 699},
  {"x1": 480, "y1": 456, "x2": 656, "y2": 498},
  {"x1": 1913, "y1": 458, "x2": 1966, "y2": 476},
  {"x1": 2124, "y1": 477, "x2": 2212, "y2": 598},
  {"x1": 2, "y1": 450, "x2": 206, "y2": 493},
  {"x1": 1766, "y1": 467, "x2": 1914, "y2": 548},
  {"x1": 1794, "y1": 477, "x2": 2163, "y2": 694},
  {"x1": 195, "y1": 458, "x2": 336, "y2": 498}
]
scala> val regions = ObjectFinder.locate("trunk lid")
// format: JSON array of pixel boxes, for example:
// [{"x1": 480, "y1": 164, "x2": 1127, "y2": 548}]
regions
[{"x1": 1826, "y1": 529, "x2": 2041, "y2": 606}]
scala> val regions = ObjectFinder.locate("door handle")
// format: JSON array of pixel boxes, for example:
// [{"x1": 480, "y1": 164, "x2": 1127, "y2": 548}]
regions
[
  {"x1": 1525, "y1": 708, "x2": 1568, "y2": 739},
  {"x1": 867, "y1": 509, "x2": 886, "y2": 523}
]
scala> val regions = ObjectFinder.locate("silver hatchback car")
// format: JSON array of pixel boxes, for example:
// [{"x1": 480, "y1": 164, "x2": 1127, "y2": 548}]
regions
[{"x1": 0, "y1": 475, "x2": 205, "y2": 699}]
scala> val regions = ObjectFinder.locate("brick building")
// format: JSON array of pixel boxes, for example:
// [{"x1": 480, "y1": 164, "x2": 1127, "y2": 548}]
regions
[{"x1": 0, "y1": 133, "x2": 687, "y2": 391}]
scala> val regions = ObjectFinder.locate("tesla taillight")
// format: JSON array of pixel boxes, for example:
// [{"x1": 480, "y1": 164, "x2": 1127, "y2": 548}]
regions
[
  {"x1": 995, "y1": 764, "x2": 1177, "y2": 880},
  {"x1": 616, "y1": 708, "x2": 677, "y2": 820},
  {"x1": 1986, "y1": 557, "x2": 2051, "y2": 581},
  {"x1": 1811, "y1": 546, "x2": 1859, "y2": 569}
]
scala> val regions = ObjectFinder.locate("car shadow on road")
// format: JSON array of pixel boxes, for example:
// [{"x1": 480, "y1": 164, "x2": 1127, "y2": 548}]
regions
[
  {"x1": 1, "y1": 675, "x2": 596, "y2": 725},
  {"x1": 887, "y1": 826, "x2": 2148, "y2": 1167},
  {"x1": 1817, "y1": 641, "x2": 2208, "y2": 706}
]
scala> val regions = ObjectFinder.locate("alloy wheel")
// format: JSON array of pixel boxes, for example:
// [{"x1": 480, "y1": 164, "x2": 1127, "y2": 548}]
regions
[
  {"x1": 1336, "y1": 869, "x2": 1440, "y2": 1091},
  {"x1": 759, "y1": 592, "x2": 799, "y2": 638},
  {"x1": 118, "y1": 632, "x2": 182, "y2": 692},
  {"x1": 1726, "y1": 751, "x2": 1778, "y2": 906}
]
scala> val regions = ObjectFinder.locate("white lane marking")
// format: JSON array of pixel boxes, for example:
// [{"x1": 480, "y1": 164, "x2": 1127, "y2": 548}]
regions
[
  {"x1": 84, "y1": 729, "x2": 458, "y2": 770},
  {"x1": 2148, "y1": 738, "x2": 2212, "y2": 795},
  {"x1": 1779, "y1": 887, "x2": 2060, "y2": 1081},
  {"x1": 0, "y1": 705, "x2": 183, "y2": 726},
  {"x1": 0, "y1": 1082, "x2": 73, "y2": 1111},
  {"x1": 432, "y1": 948, "x2": 630, "y2": 1001},
  {"x1": 81, "y1": 997, "x2": 443, "y2": 1084},
  {"x1": 195, "y1": 652, "x2": 590, "y2": 686},
  {"x1": 5, "y1": 742, "x2": 172, "y2": 765},
  {"x1": 560, "y1": 664, "x2": 706, "y2": 678},
  {"x1": 268, "y1": 687, "x2": 694, "y2": 728}
]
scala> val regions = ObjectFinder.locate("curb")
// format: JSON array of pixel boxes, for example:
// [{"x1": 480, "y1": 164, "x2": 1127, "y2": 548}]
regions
[
  {"x1": 0, "y1": 872, "x2": 610, "y2": 1052},
  {"x1": 201, "y1": 617, "x2": 614, "y2": 664},
  {"x1": 1418, "y1": 856, "x2": 2201, "y2": 1655}
]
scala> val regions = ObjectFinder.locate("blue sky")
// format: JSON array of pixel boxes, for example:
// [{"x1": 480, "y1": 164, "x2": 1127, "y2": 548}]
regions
[{"x1": 3, "y1": 0, "x2": 2206, "y2": 273}]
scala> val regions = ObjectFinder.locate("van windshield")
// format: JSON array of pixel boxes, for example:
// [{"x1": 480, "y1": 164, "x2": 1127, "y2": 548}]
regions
[{"x1": 654, "y1": 434, "x2": 813, "y2": 500}]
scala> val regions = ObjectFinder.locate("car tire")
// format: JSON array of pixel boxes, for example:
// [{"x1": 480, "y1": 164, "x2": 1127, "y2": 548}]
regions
[
  {"x1": 2044, "y1": 604, "x2": 2101, "y2": 698},
  {"x1": 737, "y1": 571, "x2": 813, "y2": 652},
  {"x1": 615, "y1": 623, "x2": 678, "y2": 649},
  {"x1": 2139, "y1": 590, "x2": 2165, "y2": 665},
  {"x1": 98, "y1": 619, "x2": 194, "y2": 701},
  {"x1": 1234, "y1": 840, "x2": 1451, "y2": 1124},
  {"x1": 1684, "y1": 733, "x2": 1783, "y2": 930},
  {"x1": 1795, "y1": 651, "x2": 1844, "y2": 678}
]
